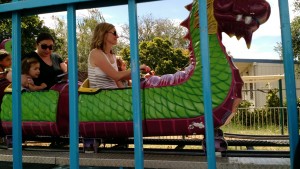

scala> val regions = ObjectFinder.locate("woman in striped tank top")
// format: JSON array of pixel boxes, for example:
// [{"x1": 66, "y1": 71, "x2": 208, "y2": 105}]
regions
[{"x1": 88, "y1": 22, "x2": 150, "y2": 89}]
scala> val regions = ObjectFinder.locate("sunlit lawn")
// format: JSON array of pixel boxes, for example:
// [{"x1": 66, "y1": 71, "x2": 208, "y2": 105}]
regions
[{"x1": 221, "y1": 124, "x2": 290, "y2": 135}]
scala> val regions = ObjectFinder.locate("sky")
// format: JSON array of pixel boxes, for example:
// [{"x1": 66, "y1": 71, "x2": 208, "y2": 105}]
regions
[{"x1": 39, "y1": 0, "x2": 297, "y2": 60}]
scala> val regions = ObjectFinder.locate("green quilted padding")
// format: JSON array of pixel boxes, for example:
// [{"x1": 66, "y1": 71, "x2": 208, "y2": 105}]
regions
[
  {"x1": 0, "y1": 90, "x2": 59, "y2": 122},
  {"x1": 79, "y1": 89, "x2": 134, "y2": 122}
]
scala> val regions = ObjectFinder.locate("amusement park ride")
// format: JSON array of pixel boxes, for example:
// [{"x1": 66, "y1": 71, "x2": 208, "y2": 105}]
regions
[{"x1": 0, "y1": 0, "x2": 271, "y2": 152}]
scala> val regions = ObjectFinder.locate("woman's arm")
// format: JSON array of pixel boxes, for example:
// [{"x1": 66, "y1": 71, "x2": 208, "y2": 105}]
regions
[
  {"x1": 91, "y1": 50, "x2": 151, "y2": 81},
  {"x1": 116, "y1": 80, "x2": 125, "y2": 88},
  {"x1": 91, "y1": 49, "x2": 131, "y2": 81},
  {"x1": 60, "y1": 58, "x2": 68, "y2": 73}
]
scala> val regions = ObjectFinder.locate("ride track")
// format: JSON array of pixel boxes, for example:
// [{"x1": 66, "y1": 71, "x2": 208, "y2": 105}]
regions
[
  {"x1": 0, "y1": 133, "x2": 290, "y2": 158},
  {"x1": 0, "y1": 0, "x2": 271, "y2": 152}
]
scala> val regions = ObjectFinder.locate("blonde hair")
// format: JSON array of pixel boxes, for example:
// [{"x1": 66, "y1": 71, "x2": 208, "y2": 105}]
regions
[{"x1": 90, "y1": 22, "x2": 115, "y2": 53}]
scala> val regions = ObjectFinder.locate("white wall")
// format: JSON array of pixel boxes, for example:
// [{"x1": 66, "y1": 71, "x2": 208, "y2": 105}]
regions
[{"x1": 240, "y1": 62, "x2": 300, "y2": 107}]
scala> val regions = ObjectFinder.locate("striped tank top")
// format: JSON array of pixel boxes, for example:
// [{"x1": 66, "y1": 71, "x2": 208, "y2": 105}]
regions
[{"x1": 88, "y1": 51, "x2": 118, "y2": 89}]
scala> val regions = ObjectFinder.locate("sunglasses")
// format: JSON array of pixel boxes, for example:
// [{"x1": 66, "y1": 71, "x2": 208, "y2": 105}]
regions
[
  {"x1": 40, "y1": 44, "x2": 54, "y2": 50},
  {"x1": 107, "y1": 31, "x2": 118, "y2": 36}
]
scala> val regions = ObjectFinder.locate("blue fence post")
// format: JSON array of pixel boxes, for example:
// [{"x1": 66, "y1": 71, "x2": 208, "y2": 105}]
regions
[
  {"x1": 128, "y1": 0, "x2": 144, "y2": 168},
  {"x1": 67, "y1": 4, "x2": 79, "y2": 169},
  {"x1": 11, "y1": 2, "x2": 23, "y2": 168},
  {"x1": 198, "y1": 0, "x2": 216, "y2": 169},
  {"x1": 278, "y1": 0, "x2": 299, "y2": 168}
]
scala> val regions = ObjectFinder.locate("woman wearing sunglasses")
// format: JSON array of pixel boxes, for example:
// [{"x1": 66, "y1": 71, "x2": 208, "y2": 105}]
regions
[
  {"x1": 88, "y1": 22, "x2": 150, "y2": 89},
  {"x1": 13, "y1": 33, "x2": 68, "y2": 90}
]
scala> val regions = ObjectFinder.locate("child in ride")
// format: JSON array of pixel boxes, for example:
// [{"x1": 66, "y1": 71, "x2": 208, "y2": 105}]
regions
[
  {"x1": 0, "y1": 49, "x2": 12, "y2": 79},
  {"x1": 116, "y1": 57, "x2": 131, "y2": 87},
  {"x1": 21, "y1": 57, "x2": 47, "y2": 91}
]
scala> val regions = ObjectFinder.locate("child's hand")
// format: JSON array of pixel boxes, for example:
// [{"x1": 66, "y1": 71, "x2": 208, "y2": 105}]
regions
[
  {"x1": 41, "y1": 83, "x2": 47, "y2": 89},
  {"x1": 144, "y1": 71, "x2": 155, "y2": 79}
]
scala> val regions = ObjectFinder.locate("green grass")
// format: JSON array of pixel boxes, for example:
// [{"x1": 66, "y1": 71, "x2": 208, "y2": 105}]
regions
[{"x1": 221, "y1": 124, "x2": 290, "y2": 135}]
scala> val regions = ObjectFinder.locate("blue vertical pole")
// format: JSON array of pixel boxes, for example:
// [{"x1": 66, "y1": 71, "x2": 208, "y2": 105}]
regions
[
  {"x1": 11, "y1": 2, "x2": 22, "y2": 168},
  {"x1": 198, "y1": 0, "x2": 216, "y2": 169},
  {"x1": 128, "y1": 0, "x2": 144, "y2": 168},
  {"x1": 67, "y1": 4, "x2": 79, "y2": 169},
  {"x1": 278, "y1": 0, "x2": 299, "y2": 168}
]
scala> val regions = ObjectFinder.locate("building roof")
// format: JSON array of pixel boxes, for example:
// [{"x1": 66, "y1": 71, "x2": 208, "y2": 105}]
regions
[
  {"x1": 242, "y1": 75, "x2": 284, "y2": 83},
  {"x1": 232, "y1": 58, "x2": 284, "y2": 74}
]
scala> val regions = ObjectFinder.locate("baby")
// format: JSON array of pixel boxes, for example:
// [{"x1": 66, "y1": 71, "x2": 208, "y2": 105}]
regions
[
  {"x1": 21, "y1": 57, "x2": 47, "y2": 91},
  {"x1": 0, "y1": 49, "x2": 12, "y2": 79}
]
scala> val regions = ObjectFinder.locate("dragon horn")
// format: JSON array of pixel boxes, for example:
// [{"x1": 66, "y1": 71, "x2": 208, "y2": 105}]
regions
[{"x1": 185, "y1": 3, "x2": 192, "y2": 11}]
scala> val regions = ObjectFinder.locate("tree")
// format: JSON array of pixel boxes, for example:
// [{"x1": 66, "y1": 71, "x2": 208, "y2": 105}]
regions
[
  {"x1": 274, "y1": 2, "x2": 300, "y2": 77},
  {"x1": 118, "y1": 14, "x2": 189, "y2": 75},
  {"x1": 0, "y1": 15, "x2": 60, "y2": 56},
  {"x1": 291, "y1": 16, "x2": 300, "y2": 60},
  {"x1": 119, "y1": 37, "x2": 189, "y2": 75},
  {"x1": 273, "y1": 42, "x2": 282, "y2": 59},
  {"x1": 295, "y1": 0, "x2": 300, "y2": 11},
  {"x1": 76, "y1": 9, "x2": 105, "y2": 71},
  {"x1": 52, "y1": 9, "x2": 105, "y2": 71},
  {"x1": 120, "y1": 14, "x2": 188, "y2": 49},
  {"x1": 266, "y1": 88, "x2": 280, "y2": 107},
  {"x1": 51, "y1": 11, "x2": 189, "y2": 74},
  {"x1": 274, "y1": 1, "x2": 300, "y2": 60},
  {"x1": 51, "y1": 16, "x2": 68, "y2": 61}
]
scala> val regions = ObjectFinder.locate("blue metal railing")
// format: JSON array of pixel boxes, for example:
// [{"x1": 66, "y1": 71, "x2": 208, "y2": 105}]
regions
[
  {"x1": 128, "y1": 0, "x2": 144, "y2": 168},
  {"x1": 278, "y1": 1, "x2": 300, "y2": 168},
  {"x1": 198, "y1": 0, "x2": 216, "y2": 169},
  {"x1": 67, "y1": 4, "x2": 79, "y2": 169},
  {"x1": 11, "y1": 1, "x2": 22, "y2": 168}
]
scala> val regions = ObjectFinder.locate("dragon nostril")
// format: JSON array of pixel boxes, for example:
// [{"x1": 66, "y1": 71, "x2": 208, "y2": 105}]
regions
[
  {"x1": 245, "y1": 16, "x2": 252, "y2": 24},
  {"x1": 236, "y1": 14, "x2": 243, "y2": 21}
]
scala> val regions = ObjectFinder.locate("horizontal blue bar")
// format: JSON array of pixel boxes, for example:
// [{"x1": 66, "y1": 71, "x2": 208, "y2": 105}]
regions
[
  {"x1": 0, "y1": 0, "x2": 163, "y2": 13},
  {"x1": 0, "y1": 0, "x2": 94, "y2": 12}
]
